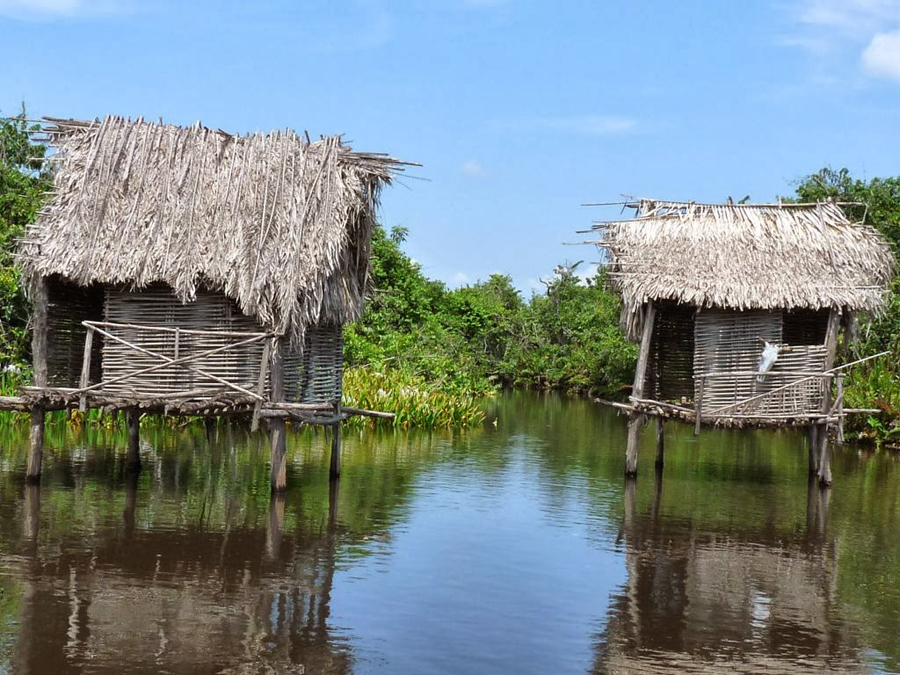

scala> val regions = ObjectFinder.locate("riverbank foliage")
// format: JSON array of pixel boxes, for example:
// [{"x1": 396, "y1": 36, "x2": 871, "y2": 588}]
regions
[
  {"x1": 343, "y1": 225, "x2": 636, "y2": 404},
  {"x1": 790, "y1": 168, "x2": 900, "y2": 446}
]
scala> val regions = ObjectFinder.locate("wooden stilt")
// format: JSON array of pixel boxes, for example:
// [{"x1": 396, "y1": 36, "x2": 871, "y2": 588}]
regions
[
  {"x1": 817, "y1": 309, "x2": 841, "y2": 488},
  {"x1": 655, "y1": 417, "x2": 665, "y2": 468},
  {"x1": 625, "y1": 303, "x2": 656, "y2": 477},
  {"x1": 126, "y1": 408, "x2": 141, "y2": 469},
  {"x1": 817, "y1": 423, "x2": 833, "y2": 486},
  {"x1": 329, "y1": 423, "x2": 342, "y2": 479},
  {"x1": 807, "y1": 425, "x2": 820, "y2": 474},
  {"x1": 269, "y1": 340, "x2": 287, "y2": 493},
  {"x1": 26, "y1": 406, "x2": 45, "y2": 483},
  {"x1": 27, "y1": 278, "x2": 49, "y2": 483}
]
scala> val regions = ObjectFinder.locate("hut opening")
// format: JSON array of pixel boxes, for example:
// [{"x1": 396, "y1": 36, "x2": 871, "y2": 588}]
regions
[
  {"x1": 592, "y1": 199, "x2": 895, "y2": 484},
  {"x1": 14, "y1": 115, "x2": 408, "y2": 489}
]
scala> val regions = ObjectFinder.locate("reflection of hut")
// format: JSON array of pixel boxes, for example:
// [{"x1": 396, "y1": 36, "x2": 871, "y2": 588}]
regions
[
  {"x1": 593, "y1": 200, "x2": 894, "y2": 483},
  {"x1": 11, "y1": 494, "x2": 349, "y2": 674},
  {"x1": 593, "y1": 481, "x2": 869, "y2": 674},
  {"x1": 14, "y1": 116, "x2": 406, "y2": 489}
]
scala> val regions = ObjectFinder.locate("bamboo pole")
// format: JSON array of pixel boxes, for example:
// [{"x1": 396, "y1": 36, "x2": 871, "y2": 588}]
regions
[
  {"x1": 269, "y1": 340, "x2": 287, "y2": 493},
  {"x1": 27, "y1": 277, "x2": 48, "y2": 483},
  {"x1": 817, "y1": 309, "x2": 841, "y2": 487},
  {"x1": 126, "y1": 408, "x2": 141, "y2": 469},
  {"x1": 251, "y1": 337, "x2": 272, "y2": 432},
  {"x1": 79, "y1": 326, "x2": 94, "y2": 412},
  {"x1": 626, "y1": 302, "x2": 655, "y2": 476}
]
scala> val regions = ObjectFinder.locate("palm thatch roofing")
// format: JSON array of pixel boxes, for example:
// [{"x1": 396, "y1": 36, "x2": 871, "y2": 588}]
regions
[
  {"x1": 17, "y1": 115, "x2": 409, "y2": 341},
  {"x1": 593, "y1": 199, "x2": 895, "y2": 339}
]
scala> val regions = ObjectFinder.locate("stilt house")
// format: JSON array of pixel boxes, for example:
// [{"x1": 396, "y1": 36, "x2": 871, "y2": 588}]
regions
[
  {"x1": 593, "y1": 199, "x2": 894, "y2": 483},
  {"x1": 15, "y1": 116, "x2": 405, "y2": 488}
]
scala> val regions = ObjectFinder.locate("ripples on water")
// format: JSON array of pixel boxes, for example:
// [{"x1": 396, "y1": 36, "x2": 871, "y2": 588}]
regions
[{"x1": 0, "y1": 391, "x2": 898, "y2": 674}]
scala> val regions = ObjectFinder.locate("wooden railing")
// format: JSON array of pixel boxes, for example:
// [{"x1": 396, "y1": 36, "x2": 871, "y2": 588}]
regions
[
  {"x1": 694, "y1": 371, "x2": 842, "y2": 425},
  {"x1": 75, "y1": 320, "x2": 276, "y2": 413}
]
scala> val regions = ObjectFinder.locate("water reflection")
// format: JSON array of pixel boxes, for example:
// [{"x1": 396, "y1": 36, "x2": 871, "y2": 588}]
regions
[
  {"x1": 595, "y1": 473, "x2": 867, "y2": 673},
  {"x1": 0, "y1": 393, "x2": 897, "y2": 674}
]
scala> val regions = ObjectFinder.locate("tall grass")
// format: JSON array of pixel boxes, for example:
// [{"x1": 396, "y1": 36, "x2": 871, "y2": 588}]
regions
[
  {"x1": 343, "y1": 366, "x2": 486, "y2": 429},
  {"x1": 844, "y1": 349, "x2": 900, "y2": 447}
]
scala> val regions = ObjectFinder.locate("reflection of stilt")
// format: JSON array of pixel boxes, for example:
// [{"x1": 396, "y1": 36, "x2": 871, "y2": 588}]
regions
[
  {"x1": 24, "y1": 484, "x2": 41, "y2": 540},
  {"x1": 806, "y1": 475, "x2": 830, "y2": 539},
  {"x1": 124, "y1": 468, "x2": 139, "y2": 538},
  {"x1": 651, "y1": 464, "x2": 664, "y2": 520},
  {"x1": 126, "y1": 408, "x2": 141, "y2": 470},
  {"x1": 267, "y1": 495, "x2": 286, "y2": 559},
  {"x1": 816, "y1": 485, "x2": 831, "y2": 535},
  {"x1": 655, "y1": 418, "x2": 665, "y2": 469},
  {"x1": 328, "y1": 476, "x2": 340, "y2": 531}
]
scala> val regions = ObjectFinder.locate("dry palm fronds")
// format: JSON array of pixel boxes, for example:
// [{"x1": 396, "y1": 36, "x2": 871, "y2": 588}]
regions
[
  {"x1": 593, "y1": 199, "x2": 895, "y2": 339},
  {"x1": 17, "y1": 116, "x2": 408, "y2": 342}
]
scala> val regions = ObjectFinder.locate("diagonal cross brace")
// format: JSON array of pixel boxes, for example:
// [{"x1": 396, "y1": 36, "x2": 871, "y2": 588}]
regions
[{"x1": 73, "y1": 322, "x2": 273, "y2": 400}]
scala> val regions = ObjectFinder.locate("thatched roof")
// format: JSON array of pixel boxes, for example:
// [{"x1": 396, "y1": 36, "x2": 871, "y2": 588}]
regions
[
  {"x1": 593, "y1": 199, "x2": 895, "y2": 339},
  {"x1": 17, "y1": 116, "x2": 407, "y2": 340}
]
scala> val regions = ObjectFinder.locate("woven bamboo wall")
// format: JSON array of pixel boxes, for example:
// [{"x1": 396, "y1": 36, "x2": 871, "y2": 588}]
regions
[
  {"x1": 99, "y1": 286, "x2": 342, "y2": 404},
  {"x1": 296, "y1": 324, "x2": 343, "y2": 404},
  {"x1": 46, "y1": 276, "x2": 104, "y2": 388},
  {"x1": 693, "y1": 309, "x2": 827, "y2": 415},
  {"x1": 648, "y1": 303, "x2": 695, "y2": 402}
]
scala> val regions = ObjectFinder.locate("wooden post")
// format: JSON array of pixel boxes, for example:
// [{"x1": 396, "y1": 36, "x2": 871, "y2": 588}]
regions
[
  {"x1": 269, "y1": 339, "x2": 287, "y2": 493},
  {"x1": 26, "y1": 277, "x2": 48, "y2": 483},
  {"x1": 79, "y1": 326, "x2": 94, "y2": 412},
  {"x1": 817, "y1": 309, "x2": 840, "y2": 487},
  {"x1": 625, "y1": 303, "x2": 656, "y2": 477},
  {"x1": 835, "y1": 374, "x2": 845, "y2": 445},
  {"x1": 330, "y1": 422, "x2": 342, "y2": 479},
  {"x1": 126, "y1": 408, "x2": 141, "y2": 469},
  {"x1": 807, "y1": 425, "x2": 820, "y2": 475},
  {"x1": 654, "y1": 417, "x2": 664, "y2": 468}
]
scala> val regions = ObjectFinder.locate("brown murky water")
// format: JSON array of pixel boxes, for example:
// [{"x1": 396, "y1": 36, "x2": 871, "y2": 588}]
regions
[{"x1": 0, "y1": 392, "x2": 898, "y2": 674}]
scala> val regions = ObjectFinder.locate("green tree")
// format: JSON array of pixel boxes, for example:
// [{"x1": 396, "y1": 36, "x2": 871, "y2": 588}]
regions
[{"x1": 0, "y1": 106, "x2": 49, "y2": 367}]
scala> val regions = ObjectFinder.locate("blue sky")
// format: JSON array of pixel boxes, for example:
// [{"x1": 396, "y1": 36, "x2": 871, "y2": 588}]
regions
[{"x1": 2, "y1": 0, "x2": 899, "y2": 292}]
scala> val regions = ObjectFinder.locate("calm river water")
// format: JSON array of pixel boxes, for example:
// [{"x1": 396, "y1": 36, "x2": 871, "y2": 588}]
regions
[{"x1": 0, "y1": 392, "x2": 899, "y2": 674}]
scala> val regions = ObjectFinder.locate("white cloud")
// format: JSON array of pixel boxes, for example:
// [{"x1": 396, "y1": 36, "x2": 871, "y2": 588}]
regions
[
  {"x1": 461, "y1": 159, "x2": 485, "y2": 177},
  {"x1": 780, "y1": 0, "x2": 900, "y2": 84},
  {"x1": 0, "y1": 0, "x2": 125, "y2": 18},
  {"x1": 862, "y1": 29, "x2": 900, "y2": 78}
]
